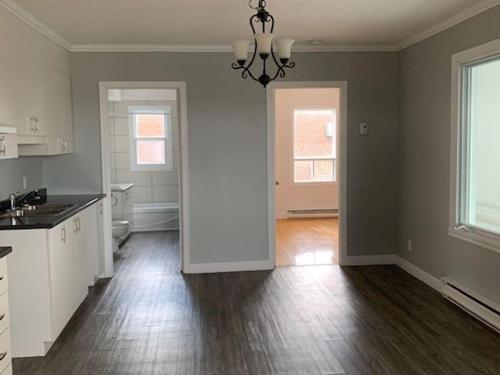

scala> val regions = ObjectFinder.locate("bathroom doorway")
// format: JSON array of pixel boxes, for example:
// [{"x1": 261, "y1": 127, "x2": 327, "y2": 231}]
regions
[{"x1": 98, "y1": 82, "x2": 190, "y2": 276}]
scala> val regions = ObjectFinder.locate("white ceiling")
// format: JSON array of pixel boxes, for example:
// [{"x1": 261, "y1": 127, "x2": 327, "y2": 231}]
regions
[{"x1": 6, "y1": 0, "x2": 499, "y2": 49}]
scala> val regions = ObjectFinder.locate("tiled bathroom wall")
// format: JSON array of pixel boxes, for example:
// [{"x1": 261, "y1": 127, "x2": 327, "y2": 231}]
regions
[{"x1": 109, "y1": 100, "x2": 179, "y2": 204}]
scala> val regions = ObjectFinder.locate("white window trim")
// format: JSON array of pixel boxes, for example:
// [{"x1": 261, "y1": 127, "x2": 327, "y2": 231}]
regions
[
  {"x1": 291, "y1": 107, "x2": 338, "y2": 185},
  {"x1": 128, "y1": 105, "x2": 173, "y2": 172},
  {"x1": 449, "y1": 38, "x2": 500, "y2": 254}
]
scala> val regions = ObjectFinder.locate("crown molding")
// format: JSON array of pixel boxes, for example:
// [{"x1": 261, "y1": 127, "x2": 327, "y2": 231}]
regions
[
  {"x1": 70, "y1": 43, "x2": 398, "y2": 53},
  {"x1": 398, "y1": 0, "x2": 500, "y2": 50},
  {"x1": 0, "y1": 0, "x2": 72, "y2": 50},
  {"x1": 2, "y1": 0, "x2": 499, "y2": 54}
]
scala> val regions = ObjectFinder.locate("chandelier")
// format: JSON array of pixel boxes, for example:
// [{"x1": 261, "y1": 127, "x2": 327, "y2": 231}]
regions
[{"x1": 231, "y1": 0, "x2": 295, "y2": 87}]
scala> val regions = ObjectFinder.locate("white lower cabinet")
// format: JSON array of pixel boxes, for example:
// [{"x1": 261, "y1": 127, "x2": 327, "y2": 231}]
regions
[
  {"x1": 0, "y1": 203, "x2": 101, "y2": 357},
  {"x1": 0, "y1": 258, "x2": 12, "y2": 374}
]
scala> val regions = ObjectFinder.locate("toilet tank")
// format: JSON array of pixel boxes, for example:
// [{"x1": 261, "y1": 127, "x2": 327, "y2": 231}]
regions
[{"x1": 111, "y1": 183, "x2": 134, "y2": 226}]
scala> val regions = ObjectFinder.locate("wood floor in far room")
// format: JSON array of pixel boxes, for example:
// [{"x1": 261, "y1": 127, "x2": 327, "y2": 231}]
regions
[
  {"x1": 12, "y1": 231, "x2": 500, "y2": 375},
  {"x1": 276, "y1": 217, "x2": 338, "y2": 267}
]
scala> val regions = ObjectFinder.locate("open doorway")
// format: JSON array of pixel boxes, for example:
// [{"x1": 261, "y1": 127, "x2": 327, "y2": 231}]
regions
[
  {"x1": 267, "y1": 82, "x2": 347, "y2": 267},
  {"x1": 98, "y1": 82, "x2": 190, "y2": 276}
]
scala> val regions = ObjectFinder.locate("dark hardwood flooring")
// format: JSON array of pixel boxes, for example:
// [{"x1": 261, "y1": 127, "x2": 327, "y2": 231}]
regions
[{"x1": 13, "y1": 232, "x2": 500, "y2": 375}]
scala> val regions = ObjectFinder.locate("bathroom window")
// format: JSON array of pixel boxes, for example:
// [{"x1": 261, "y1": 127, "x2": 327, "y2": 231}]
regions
[
  {"x1": 450, "y1": 39, "x2": 500, "y2": 253},
  {"x1": 129, "y1": 107, "x2": 173, "y2": 171},
  {"x1": 293, "y1": 109, "x2": 336, "y2": 183}
]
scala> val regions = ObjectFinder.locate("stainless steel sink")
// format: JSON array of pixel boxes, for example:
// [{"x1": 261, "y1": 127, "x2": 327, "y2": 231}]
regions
[{"x1": 0, "y1": 203, "x2": 75, "y2": 219}]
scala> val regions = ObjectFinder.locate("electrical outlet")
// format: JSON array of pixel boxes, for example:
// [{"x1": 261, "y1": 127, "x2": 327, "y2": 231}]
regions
[
  {"x1": 22, "y1": 176, "x2": 28, "y2": 190},
  {"x1": 407, "y1": 240, "x2": 413, "y2": 252}
]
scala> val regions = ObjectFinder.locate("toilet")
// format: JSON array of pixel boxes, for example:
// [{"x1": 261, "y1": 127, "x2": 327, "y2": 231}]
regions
[
  {"x1": 112, "y1": 220, "x2": 129, "y2": 252},
  {"x1": 111, "y1": 182, "x2": 135, "y2": 251}
]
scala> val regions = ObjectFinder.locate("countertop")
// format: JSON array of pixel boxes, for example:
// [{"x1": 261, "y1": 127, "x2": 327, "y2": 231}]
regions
[
  {"x1": 0, "y1": 194, "x2": 105, "y2": 231},
  {"x1": 0, "y1": 246, "x2": 12, "y2": 258},
  {"x1": 111, "y1": 183, "x2": 135, "y2": 192}
]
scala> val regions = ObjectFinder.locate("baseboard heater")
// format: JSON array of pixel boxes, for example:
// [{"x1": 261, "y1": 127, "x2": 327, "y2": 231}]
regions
[
  {"x1": 441, "y1": 277, "x2": 500, "y2": 333},
  {"x1": 287, "y1": 209, "x2": 338, "y2": 218}
]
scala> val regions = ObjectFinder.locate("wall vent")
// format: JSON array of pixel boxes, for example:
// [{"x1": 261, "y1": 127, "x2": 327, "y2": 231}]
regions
[
  {"x1": 287, "y1": 209, "x2": 338, "y2": 218},
  {"x1": 441, "y1": 277, "x2": 500, "y2": 333}
]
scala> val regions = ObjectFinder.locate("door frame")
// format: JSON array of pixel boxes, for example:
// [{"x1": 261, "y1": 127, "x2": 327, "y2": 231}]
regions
[
  {"x1": 266, "y1": 81, "x2": 348, "y2": 266},
  {"x1": 98, "y1": 81, "x2": 190, "y2": 275}
]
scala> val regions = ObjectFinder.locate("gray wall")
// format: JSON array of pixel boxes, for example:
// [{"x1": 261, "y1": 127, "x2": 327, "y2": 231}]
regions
[
  {"x1": 44, "y1": 51, "x2": 399, "y2": 264},
  {"x1": 398, "y1": 5, "x2": 500, "y2": 304},
  {"x1": 0, "y1": 158, "x2": 44, "y2": 201}
]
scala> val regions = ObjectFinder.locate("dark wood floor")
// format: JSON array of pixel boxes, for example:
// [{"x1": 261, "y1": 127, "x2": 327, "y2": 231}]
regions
[{"x1": 13, "y1": 232, "x2": 500, "y2": 374}]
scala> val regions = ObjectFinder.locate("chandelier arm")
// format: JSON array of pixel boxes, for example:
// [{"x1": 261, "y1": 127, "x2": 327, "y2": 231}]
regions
[
  {"x1": 270, "y1": 48, "x2": 286, "y2": 80},
  {"x1": 249, "y1": 14, "x2": 258, "y2": 34},
  {"x1": 243, "y1": 40, "x2": 259, "y2": 81},
  {"x1": 268, "y1": 13, "x2": 275, "y2": 33}
]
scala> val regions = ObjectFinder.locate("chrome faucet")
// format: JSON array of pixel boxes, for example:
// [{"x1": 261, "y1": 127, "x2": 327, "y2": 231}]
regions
[{"x1": 9, "y1": 193, "x2": 17, "y2": 212}]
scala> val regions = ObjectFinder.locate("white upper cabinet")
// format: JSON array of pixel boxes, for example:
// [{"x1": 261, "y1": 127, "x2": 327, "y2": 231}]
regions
[
  {"x1": 44, "y1": 70, "x2": 73, "y2": 155},
  {"x1": 9, "y1": 58, "x2": 46, "y2": 137},
  {"x1": 0, "y1": 48, "x2": 15, "y2": 128},
  {"x1": 0, "y1": 6, "x2": 72, "y2": 156}
]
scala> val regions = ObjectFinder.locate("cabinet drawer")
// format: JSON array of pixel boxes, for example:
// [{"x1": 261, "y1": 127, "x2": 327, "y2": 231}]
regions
[
  {"x1": 0, "y1": 260, "x2": 7, "y2": 296},
  {"x1": 0, "y1": 328, "x2": 11, "y2": 374},
  {"x1": 0, "y1": 364, "x2": 11, "y2": 375},
  {"x1": 0, "y1": 293, "x2": 9, "y2": 335}
]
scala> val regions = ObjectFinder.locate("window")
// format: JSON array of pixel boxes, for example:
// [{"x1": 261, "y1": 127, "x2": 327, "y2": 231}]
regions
[
  {"x1": 450, "y1": 40, "x2": 500, "y2": 253},
  {"x1": 293, "y1": 109, "x2": 336, "y2": 183},
  {"x1": 129, "y1": 107, "x2": 173, "y2": 171}
]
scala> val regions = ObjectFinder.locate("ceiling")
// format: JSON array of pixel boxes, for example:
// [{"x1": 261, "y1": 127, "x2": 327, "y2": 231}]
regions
[{"x1": 6, "y1": 0, "x2": 498, "y2": 49}]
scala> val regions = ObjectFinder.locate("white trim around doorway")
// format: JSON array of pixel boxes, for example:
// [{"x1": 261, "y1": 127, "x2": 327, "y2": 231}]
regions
[
  {"x1": 98, "y1": 81, "x2": 190, "y2": 274},
  {"x1": 266, "y1": 81, "x2": 348, "y2": 267}
]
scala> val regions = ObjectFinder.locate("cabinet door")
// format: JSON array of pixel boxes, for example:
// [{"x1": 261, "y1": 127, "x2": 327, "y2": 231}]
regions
[
  {"x1": 80, "y1": 205, "x2": 99, "y2": 287},
  {"x1": 0, "y1": 47, "x2": 15, "y2": 127},
  {"x1": 44, "y1": 70, "x2": 73, "y2": 155},
  {"x1": 47, "y1": 221, "x2": 73, "y2": 340},
  {"x1": 47, "y1": 218, "x2": 86, "y2": 341},
  {"x1": 72, "y1": 214, "x2": 88, "y2": 297},
  {"x1": 9, "y1": 59, "x2": 45, "y2": 136}
]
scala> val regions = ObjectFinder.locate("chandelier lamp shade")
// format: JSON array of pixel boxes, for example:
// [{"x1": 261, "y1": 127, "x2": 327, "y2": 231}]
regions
[{"x1": 231, "y1": 0, "x2": 295, "y2": 87}]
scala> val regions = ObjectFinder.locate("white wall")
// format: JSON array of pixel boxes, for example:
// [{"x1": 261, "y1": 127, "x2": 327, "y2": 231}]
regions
[
  {"x1": 398, "y1": 5, "x2": 500, "y2": 304},
  {"x1": 275, "y1": 88, "x2": 339, "y2": 218}
]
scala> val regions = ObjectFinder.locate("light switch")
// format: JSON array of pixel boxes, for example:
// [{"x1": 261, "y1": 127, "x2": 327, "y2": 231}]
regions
[{"x1": 360, "y1": 123, "x2": 368, "y2": 136}]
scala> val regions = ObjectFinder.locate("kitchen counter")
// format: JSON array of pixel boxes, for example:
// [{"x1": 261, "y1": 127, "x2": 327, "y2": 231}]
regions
[
  {"x1": 0, "y1": 246, "x2": 12, "y2": 258},
  {"x1": 0, "y1": 194, "x2": 105, "y2": 230}
]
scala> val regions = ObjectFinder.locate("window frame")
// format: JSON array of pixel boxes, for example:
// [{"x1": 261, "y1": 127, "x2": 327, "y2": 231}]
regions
[
  {"x1": 449, "y1": 38, "x2": 500, "y2": 254},
  {"x1": 129, "y1": 106, "x2": 173, "y2": 172},
  {"x1": 291, "y1": 107, "x2": 338, "y2": 185}
]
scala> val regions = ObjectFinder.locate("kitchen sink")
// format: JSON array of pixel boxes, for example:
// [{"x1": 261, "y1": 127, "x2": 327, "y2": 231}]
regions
[{"x1": 0, "y1": 203, "x2": 76, "y2": 219}]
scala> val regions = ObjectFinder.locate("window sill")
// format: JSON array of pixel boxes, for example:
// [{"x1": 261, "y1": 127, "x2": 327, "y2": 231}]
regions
[
  {"x1": 293, "y1": 181, "x2": 337, "y2": 186},
  {"x1": 448, "y1": 226, "x2": 500, "y2": 255}
]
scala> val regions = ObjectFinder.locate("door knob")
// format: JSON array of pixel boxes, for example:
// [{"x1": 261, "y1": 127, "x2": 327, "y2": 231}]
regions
[{"x1": 275, "y1": 181, "x2": 280, "y2": 186}]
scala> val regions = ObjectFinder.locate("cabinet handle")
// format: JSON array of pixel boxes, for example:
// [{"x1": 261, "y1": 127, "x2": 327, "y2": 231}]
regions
[
  {"x1": 61, "y1": 227, "x2": 66, "y2": 243},
  {"x1": 0, "y1": 313, "x2": 5, "y2": 321},
  {"x1": 0, "y1": 351, "x2": 7, "y2": 361}
]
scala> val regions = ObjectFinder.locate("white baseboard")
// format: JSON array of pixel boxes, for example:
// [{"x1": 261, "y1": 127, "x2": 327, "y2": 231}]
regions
[
  {"x1": 275, "y1": 212, "x2": 287, "y2": 219},
  {"x1": 395, "y1": 256, "x2": 444, "y2": 292},
  {"x1": 183, "y1": 260, "x2": 274, "y2": 274},
  {"x1": 341, "y1": 254, "x2": 396, "y2": 266}
]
